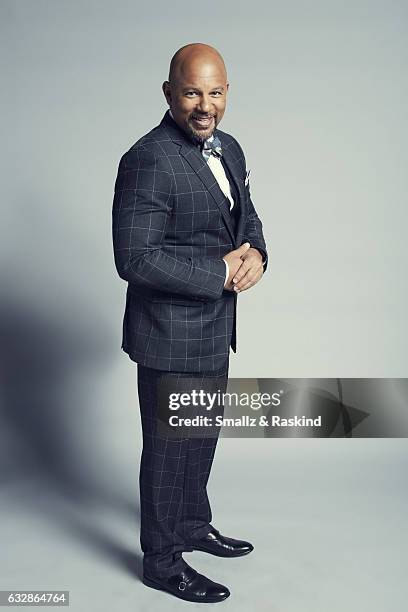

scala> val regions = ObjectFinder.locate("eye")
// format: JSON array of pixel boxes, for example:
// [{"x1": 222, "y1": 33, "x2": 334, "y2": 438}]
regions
[
  {"x1": 211, "y1": 91, "x2": 223, "y2": 96},
  {"x1": 185, "y1": 91, "x2": 198, "y2": 97}
]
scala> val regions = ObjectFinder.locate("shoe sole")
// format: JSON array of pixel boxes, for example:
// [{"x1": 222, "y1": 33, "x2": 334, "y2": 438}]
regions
[
  {"x1": 142, "y1": 576, "x2": 230, "y2": 603},
  {"x1": 190, "y1": 545, "x2": 254, "y2": 558}
]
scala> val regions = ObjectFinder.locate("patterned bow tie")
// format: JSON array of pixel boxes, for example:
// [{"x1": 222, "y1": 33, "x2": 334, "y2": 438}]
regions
[{"x1": 201, "y1": 135, "x2": 223, "y2": 161}]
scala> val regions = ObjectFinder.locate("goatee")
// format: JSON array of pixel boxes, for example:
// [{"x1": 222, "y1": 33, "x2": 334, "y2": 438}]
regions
[{"x1": 186, "y1": 115, "x2": 216, "y2": 145}]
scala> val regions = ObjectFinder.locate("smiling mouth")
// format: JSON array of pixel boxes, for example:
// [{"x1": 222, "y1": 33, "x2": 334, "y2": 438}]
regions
[{"x1": 190, "y1": 115, "x2": 214, "y2": 128}]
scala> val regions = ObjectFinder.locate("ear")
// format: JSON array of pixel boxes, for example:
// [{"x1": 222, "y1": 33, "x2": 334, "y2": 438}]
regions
[{"x1": 162, "y1": 81, "x2": 171, "y2": 105}]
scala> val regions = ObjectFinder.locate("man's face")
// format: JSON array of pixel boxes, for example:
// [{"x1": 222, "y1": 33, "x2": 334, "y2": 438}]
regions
[{"x1": 163, "y1": 59, "x2": 229, "y2": 143}]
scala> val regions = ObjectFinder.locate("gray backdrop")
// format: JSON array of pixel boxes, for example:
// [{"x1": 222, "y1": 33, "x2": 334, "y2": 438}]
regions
[{"x1": 1, "y1": 1, "x2": 407, "y2": 611}]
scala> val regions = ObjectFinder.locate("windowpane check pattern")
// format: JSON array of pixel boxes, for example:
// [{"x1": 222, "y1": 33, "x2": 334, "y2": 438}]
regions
[
  {"x1": 112, "y1": 110, "x2": 268, "y2": 372},
  {"x1": 138, "y1": 359, "x2": 229, "y2": 578}
]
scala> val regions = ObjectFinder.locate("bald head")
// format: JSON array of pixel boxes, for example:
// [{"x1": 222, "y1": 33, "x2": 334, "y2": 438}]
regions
[
  {"x1": 168, "y1": 43, "x2": 227, "y2": 84},
  {"x1": 163, "y1": 43, "x2": 229, "y2": 143}
]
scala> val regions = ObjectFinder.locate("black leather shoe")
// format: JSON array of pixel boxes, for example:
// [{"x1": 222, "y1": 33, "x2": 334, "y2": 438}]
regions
[
  {"x1": 188, "y1": 528, "x2": 254, "y2": 557},
  {"x1": 143, "y1": 564, "x2": 230, "y2": 603}
]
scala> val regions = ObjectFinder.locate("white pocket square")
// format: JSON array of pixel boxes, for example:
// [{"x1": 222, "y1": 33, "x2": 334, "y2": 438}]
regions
[{"x1": 244, "y1": 169, "x2": 251, "y2": 186}]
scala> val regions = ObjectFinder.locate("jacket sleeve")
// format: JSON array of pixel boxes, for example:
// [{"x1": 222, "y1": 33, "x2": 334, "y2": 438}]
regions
[
  {"x1": 242, "y1": 186, "x2": 268, "y2": 273},
  {"x1": 239, "y1": 148, "x2": 268, "y2": 273},
  {"x1": 112, "y1": 147, "x2": 226, "y2": 301}
]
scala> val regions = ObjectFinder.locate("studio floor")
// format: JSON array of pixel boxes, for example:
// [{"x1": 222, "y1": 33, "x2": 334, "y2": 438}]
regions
[{"x1": 1, "y1": 439, "x2": 407, "y2": 612}]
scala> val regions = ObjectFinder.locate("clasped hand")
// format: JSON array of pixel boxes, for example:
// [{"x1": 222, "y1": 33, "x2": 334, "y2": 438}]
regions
[{"x1": 223, "y1": 243, "x2": 264, "y2": 293}]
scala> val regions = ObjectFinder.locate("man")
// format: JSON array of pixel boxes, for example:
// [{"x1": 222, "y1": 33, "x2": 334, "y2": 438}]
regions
[{"x1": 112, "y1": 43, "x2": 268, "y2": 603}]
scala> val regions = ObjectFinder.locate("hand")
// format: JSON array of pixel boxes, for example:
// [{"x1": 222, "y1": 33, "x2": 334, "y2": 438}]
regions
[
  {"x1": 231, "y1": 247, "x2": 263, "y2": 293},
  {"x1": 223, "y1": 243, "x2": 251, "y2": 291}
]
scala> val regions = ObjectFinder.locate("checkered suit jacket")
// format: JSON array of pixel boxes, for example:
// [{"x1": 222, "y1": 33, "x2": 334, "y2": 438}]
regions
[{"x1": 112, "y1": 110, "x2": 268, "y2": 372}]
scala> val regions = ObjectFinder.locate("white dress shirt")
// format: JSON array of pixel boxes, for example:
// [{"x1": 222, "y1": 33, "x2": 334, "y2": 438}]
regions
[{"x1": 206, "y1": 145, "x2": 234, "y2": 211}]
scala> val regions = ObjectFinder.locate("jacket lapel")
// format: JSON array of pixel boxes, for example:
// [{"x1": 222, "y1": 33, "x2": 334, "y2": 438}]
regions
[
  {"x1": 179, "y1": 143, "x2": 236, "y2": 243},
  {"x1": 220, "y1": 146, "x2": 246, "y2": 246},
  {"x1": 160, "y1": 111, "x2": 240, "y2": 245}
]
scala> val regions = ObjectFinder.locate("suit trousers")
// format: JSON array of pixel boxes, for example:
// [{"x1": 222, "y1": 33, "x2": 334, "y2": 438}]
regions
[{"x1": 137, "y1": 356, "x2": 229, "y2": 578}]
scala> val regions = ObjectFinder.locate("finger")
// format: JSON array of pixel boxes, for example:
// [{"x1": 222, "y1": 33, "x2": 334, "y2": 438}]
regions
[
  {"x1": 235, "y1": 282, "x2": 249, "y2": 293},
  {"x1": 234, "y1": 264, "x2": 262, "y2": 289},
  {"x1": 232, "y1": 260, "x2": 250, "y2": 284},
  {"x1": 235, "y1": 242, "x2": 251, "y2": 257},
  {"x1": 235, "y1": 277, "x2": 257, "y2": 293},
  {"x1": 234, "y1": 270, "x2": 255, "y2": 290},
  {"x1": 233, "y1": 263, "x2": 258, "y2": 287},
  {"x1": 240, "y1": 248, "x2": 253, "y2": 260},
  {"x1": 234, "y1": 267, "x2": 263, "y2": 292},
  {"x1": 238, "y1": 253, "x2": 257, "y2": 267}
]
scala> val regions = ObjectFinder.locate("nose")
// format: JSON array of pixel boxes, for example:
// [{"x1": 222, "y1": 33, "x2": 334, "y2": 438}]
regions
[{"x1": 197, "y1": 94, "x2": 211, "y2": 114}]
